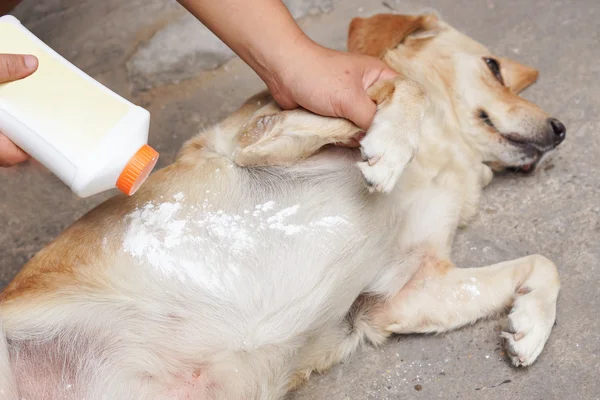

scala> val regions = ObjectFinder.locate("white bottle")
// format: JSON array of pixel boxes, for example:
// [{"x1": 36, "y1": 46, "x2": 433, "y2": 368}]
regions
[{"x1": 0, "y1": 15, "x2": 159, "y2": 198}]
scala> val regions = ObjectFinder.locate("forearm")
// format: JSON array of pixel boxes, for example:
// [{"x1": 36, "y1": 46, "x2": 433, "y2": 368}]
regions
[
  {"x1": 177, "y1": 0, "x2": 398, "y2": 130},
  {"x1": 178, "y1": 0, "x2": 314, "y2": 84}
]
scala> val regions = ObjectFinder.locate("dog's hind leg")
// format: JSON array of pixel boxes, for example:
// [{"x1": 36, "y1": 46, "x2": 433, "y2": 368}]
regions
[
  {"x1": 288, "y1": 296, "x2": 390, "y2": 391},
  {"x1": 374, "y1": 255, "x2": 560, "y2": 367},
  {"x1": 232, "y1": 108, "x2": 362, "y2": 167}
]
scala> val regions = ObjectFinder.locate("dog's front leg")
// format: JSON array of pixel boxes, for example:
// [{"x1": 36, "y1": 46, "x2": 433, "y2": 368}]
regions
[
  {"x1": 357, "y1": 77, "x2": 429, "y2": 193},
  {"x1": 231, "y1": 77, "x2": 427, "y2": 181}
]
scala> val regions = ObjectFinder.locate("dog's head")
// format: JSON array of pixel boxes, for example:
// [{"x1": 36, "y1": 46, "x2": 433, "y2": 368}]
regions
[{"x1": 348, "y1": 14, "x2": 566, "y2": 172}]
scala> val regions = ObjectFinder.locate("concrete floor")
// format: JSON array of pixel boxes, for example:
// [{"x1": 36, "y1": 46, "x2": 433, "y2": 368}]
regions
[{"x1": 1, "y1": 0, "x2": 598, "y2": 398}]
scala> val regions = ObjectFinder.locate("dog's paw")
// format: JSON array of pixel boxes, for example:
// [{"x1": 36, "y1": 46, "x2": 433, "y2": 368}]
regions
[
  {"x1": 357, "y1": 122, "x2": 416, "y2": 193},
  {"x1": 500, "y1": 288, "x2": 557, "y2": 367}
]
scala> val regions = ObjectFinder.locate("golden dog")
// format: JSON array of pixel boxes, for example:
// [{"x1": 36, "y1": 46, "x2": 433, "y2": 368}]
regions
[{"x1": 0, "y1": 13, "x2": 566, "y2": 400}]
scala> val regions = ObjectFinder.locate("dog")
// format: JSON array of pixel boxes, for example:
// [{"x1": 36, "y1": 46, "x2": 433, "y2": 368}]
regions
[{"x1": 0, "y1": 13, "x2": 566, "y2": 400}]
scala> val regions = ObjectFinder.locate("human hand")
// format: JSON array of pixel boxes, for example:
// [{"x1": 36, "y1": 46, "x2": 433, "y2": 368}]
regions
[
  {"x1": 179, "y1": 0, "x2": 396, "y2": 130},
  {"x1": 0, "y1": 53, "x2": 38, "y2": 167},
  {"x1": 264, "y1": 40, "x2": 398, "y2": 131}
]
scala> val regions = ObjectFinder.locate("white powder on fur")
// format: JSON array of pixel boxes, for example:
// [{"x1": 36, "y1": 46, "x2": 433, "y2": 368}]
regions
[
  {"x1": 122, "y1": 200, "x2": 187, "y2": 274},
  {"x1": 256, "y1": 200, "x2": 275, "y2": 212},
  {"x1": 267, "y1": 204, "x2": 302, "y2": 235},
  {"x1": 458, "y1": 277, "x2": 481, "y2": 298},
  {"x1": 198, "y1": 209, "x2": 255, "y2": 252},
  {"x1": 173, "y1": 192, "x2": 185, "y2": 201},
  {"x1": 310, "y1": 216, "x2": 348, "y2": 230},
  {"x1": 122, "y1": 197, "x2": 349, "y2": 280},
  {"x1": 462, "y1": 283, "x2": 481, "y2": 297}
]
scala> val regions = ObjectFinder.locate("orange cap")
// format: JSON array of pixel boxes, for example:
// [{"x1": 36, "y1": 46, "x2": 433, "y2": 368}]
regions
[{"x1": 116, "y1": 144, "x2": 159, "y2": 196}]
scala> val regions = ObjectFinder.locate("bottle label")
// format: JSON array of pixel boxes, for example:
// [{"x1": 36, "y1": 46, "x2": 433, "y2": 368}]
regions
[{"x1": 0, "y1": 22, "x2": 129, "y2": 162}]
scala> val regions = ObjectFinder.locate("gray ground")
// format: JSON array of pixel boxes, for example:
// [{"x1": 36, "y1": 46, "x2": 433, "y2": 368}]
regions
[{"x1": 1, "y1": 0, "x2": 598, "y2": 399}]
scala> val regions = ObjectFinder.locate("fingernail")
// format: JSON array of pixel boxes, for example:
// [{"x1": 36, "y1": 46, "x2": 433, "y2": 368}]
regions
[{"x1": 23, "y1": 55, "x2": 38, "y2": 70}]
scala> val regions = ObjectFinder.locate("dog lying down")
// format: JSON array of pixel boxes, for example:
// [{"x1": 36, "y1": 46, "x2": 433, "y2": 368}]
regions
[{"x1": 0, "y1": 13, "x2": 566, "y2": 400}]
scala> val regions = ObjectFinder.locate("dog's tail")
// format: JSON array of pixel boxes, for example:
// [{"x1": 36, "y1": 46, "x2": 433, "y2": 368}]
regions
[{"x1": 0, "y1": 318, "x2": 18, "y2": 400}]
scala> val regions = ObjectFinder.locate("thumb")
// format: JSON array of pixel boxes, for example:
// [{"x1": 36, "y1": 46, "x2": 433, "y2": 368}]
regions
[
  {"x1": 344, "y1": 89, "x2": 378, "y2": 131},
  {"x1": 379, "y1": 67, "x2": 399, "y2": 82},
  {"x1": 0, "y1": 133, "x2": 29, "y2": 167},
  {"x1": 0, "y1": 54, "x2": 38, "y2": 83}
]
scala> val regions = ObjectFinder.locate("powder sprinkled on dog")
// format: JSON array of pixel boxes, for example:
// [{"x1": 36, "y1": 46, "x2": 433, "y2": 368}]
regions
[
  {"x1": 122, "y1": 199, "x2": 187, "y2": 274},
  {"x1": 121, "y1": 197, "x2": 350, "y2": 282}
]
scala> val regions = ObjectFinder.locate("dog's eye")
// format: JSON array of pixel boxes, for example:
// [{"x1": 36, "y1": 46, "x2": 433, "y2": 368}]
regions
[
  {"x1": 478, "y1": 109, "x2": 495, "y2": 128},
  {"x1": 484, "y1": 57, "x2": 504, "y2": 85}
]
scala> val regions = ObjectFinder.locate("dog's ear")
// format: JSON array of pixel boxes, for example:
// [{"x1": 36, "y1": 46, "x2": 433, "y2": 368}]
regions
[
  {"x1": 499, "y1": 57, "x2": 539, "y2": 93},
  {"x1": 348, "y1": 14, "x2": 439, "y2": 58}
]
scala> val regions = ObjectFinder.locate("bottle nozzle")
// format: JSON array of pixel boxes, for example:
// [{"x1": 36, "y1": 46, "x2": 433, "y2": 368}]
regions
[{"x1": 116, "y1": 144, "x2": 159, "y2": 196}]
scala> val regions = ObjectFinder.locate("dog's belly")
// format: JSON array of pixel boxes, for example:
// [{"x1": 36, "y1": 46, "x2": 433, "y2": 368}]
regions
[{"x1": 111, "y1": 156, "x2": 392, "y2": 351}]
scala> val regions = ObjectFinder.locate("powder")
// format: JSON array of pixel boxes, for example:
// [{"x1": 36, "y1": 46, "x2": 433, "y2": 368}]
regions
[
  {"x1": 122, "y1": 199, "x2": 187, "y2": 275},
  {"x1": 122, "y1": 197, "x2": 350, "y2": 281},
  {"x1": 461, "y1": 277, "x2": 481, "y2": 297},
  {"x1": 253, "y1": 200, "x2": 275, "y2": 216},
  {"x1": 256, "y1": 200, "x2": 275, "y2": 212},
  {"x1": 309, "y1": 216, "x2": 348, "y2": 231},
  {"x1": 266, "y1": 204, "x2": 303, "y2": 235},
  {"x1": 461, "y1": 283, "x2": 481, "y2": 297},
  {"x1": 197, "y1": 209, "x2": 255, "y2": 252},
  {"x1": 173, "y1": 192, "x2": 185, "y2": 201},
  {"x1": 267, "y1": 204, "x2": 299, "y2": 221}
]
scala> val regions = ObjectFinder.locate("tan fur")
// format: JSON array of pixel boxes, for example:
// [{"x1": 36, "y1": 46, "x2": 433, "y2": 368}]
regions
[
  {"x1": 367, "y1": 79, "x2": 396, "y2": 105},
  {"x1": 0, "y1": 13, "x2": 565, "y2": 400},
  {"x1": 348, "y1": 14, "x2": 439, "y2": 58},
  {"x1": 499, "y1": 57, "x2": 539, "y2": 93}
]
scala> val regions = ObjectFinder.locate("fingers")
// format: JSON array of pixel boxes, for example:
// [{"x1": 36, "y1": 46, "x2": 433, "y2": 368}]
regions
[
  {"x1": 362, "y1": 59, "x2": 399, "y2": 90},
  {"x1": 0, "y1": 133, "x2": 29, "y2": 167},
  {"x1": 262, "y1": 50, "x2": 397, "y2": 130},
  {"x1": 343, "y1": 88, "x2": 378, "y2": 131},
  {"x1": 0, "y1": 54, "x2": 38, "y2": 83},
  {"x1": 273, "y1": 96, "x2": 299, "y2": 111},
  {"x1": 345, "y1": 58, "x2": 398, "y2": 130},
  {"x1": 270, "y1": 91, "x2": 299, "y2": 111},
  {"x1": 378, "y1": 66, "x2": 399, "y2": 81},
  {"x1": 0, "y1": 54, "x2": 36, "y2": 167}
]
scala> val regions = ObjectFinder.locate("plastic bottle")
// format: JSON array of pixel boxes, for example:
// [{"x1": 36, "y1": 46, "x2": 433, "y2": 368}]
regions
[{"x1": 0, "y1": 15, "x2": 159, "y2": 198}]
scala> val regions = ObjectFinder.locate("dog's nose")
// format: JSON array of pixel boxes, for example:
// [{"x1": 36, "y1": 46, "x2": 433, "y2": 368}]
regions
[{"x1": 548, "y1": 118, "x2": 566, "y2": 145}]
